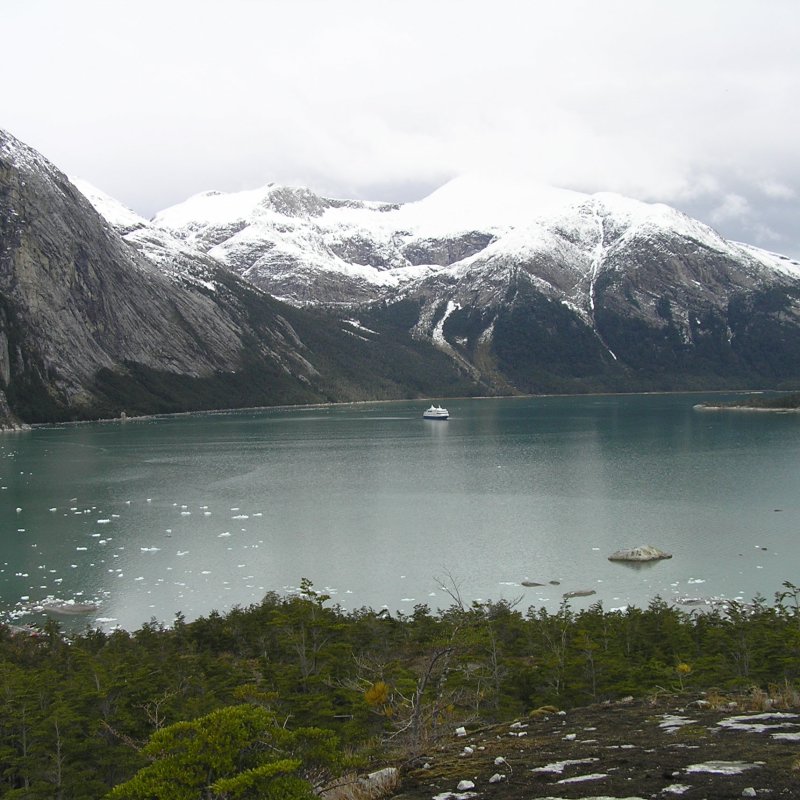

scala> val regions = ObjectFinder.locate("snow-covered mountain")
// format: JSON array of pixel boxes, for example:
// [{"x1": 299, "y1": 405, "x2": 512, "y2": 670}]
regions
[
  {"x1": 76, "y1": 171, "x2": 800, "y2": 393},
  {"x1": 23, "y1": 119, "x2": 800, "y2": 428},
  {"x1": 0, "y1": 129, "x2": 474, "y2": 426},
  {"x1": 93, "y1": 171, "x2": 800, "y2": 313}
]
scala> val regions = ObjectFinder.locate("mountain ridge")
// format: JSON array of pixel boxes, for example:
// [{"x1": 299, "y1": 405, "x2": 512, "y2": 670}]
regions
[
  {"x1": 0, "y1": 128, "x2": 478, "y2": 426},
  {"x1": 3, "y1": 127, "x2": 800, "y2": 427}
]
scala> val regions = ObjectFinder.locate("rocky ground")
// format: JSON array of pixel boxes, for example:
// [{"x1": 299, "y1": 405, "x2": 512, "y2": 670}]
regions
[{"x1": 392, "y1": 695, "x2": 800, "y2": 799}]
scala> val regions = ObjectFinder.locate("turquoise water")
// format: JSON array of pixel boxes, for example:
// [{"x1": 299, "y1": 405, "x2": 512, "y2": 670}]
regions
[{"x1": 1, "y1": 393, "x2": 798, "y2": 629}]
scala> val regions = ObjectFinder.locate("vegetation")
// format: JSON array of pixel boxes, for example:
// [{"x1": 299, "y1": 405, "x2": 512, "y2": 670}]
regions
[
  {"x1": 729, "y1": 392, "x2": 800, "y2": 410},
  {"x1": 1, "y1": 580, "x2": 800, "y2": 797}
]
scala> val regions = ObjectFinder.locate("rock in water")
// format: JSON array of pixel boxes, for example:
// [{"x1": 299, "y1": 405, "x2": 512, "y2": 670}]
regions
[{"x1": 608, "y1": 545, "x2": 672, "y2": 562}]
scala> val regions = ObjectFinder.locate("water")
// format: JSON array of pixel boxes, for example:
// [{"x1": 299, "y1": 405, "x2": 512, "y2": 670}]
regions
[{"x1": 1, "y1": 394, "x2": 798, "y2": 629}]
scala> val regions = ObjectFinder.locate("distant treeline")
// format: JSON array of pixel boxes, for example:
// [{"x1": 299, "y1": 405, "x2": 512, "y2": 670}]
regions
[
  {"x1": 736, "y1": 392, "x2": 800, "y2": 409},
  {"x1": 1, "y1": 579, "x2": 800, "y2": 798}
]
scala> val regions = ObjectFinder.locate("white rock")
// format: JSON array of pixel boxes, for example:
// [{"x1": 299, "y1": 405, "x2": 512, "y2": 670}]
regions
[
  {"x1": 488, "y1": 773, "x2": 505, "y2": 783},
  {"x1": 455, "y1": 726, "x2": 467, "y2": 737},
  {"x1": 456, "y1": 780, "x2": 474, "y2": 791}
]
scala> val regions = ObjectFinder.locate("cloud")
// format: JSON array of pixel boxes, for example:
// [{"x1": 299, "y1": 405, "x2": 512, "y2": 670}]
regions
[
  {"x1": 710, "y1": 194, "x2": 751, "y2": 225},
  {"x1": 758, "y1": 180, "x2": 796, "y2": 200},
  {"x1": 4, "y1": 0, "x2": 800, "y2": 257}
]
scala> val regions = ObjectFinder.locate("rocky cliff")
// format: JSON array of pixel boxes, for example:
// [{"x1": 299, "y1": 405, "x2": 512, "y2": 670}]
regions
[{"x1": 0, "y1": 130, "x2": 474, "y2": 425}]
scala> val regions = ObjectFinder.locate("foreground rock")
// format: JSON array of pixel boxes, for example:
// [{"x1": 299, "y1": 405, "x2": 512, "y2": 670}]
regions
[
  {"x1": 608, "y1": 545, "x2": 672, "y2": 562},
  {"x1": 395, "y1": 696, "x2": 800, "y2": 799}
]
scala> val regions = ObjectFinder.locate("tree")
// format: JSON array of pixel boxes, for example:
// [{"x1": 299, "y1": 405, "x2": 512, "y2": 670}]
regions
[{"x1": 107, "y1": 705, "x2": 340, "y2": 800}]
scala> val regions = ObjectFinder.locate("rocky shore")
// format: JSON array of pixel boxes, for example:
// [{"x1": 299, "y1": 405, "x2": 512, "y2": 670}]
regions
[{"x1": 392, "y1": 695, "x2": 800, "y2": 799}]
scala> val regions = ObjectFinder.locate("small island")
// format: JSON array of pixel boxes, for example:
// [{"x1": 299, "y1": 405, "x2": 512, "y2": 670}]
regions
[{"x1": 695, "y1": 392, "x2": 800, "y2": 412}]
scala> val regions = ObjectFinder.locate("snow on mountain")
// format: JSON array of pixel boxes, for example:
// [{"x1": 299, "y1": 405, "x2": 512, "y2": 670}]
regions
[
  {"x1": 74, "y1": 170, "x2": 800, "y2": 320},
  {"x1": 69, "y1": 177, "x2": 148, "y2": 235}
]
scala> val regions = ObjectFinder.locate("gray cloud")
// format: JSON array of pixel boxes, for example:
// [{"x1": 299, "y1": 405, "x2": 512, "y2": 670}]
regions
[{"x1": 5, "y1": 0, "x2": 800, "y2": 256}]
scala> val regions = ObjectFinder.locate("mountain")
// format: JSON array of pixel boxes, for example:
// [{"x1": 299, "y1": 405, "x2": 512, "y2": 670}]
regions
[
  {"x1": 129, "y1": 173, "x2": 800, "y2": 394},
  {"x1": 3, "y1": 126, "x2": 800, "y2": 429},
  {"x1": 0, "y1": 130, "x2": 476, "y2": 427}
]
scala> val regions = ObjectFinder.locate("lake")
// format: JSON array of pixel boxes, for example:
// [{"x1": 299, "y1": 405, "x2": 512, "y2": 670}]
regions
[{"x1": 1, "y1": 393, "x2": 798, "y2": 630}]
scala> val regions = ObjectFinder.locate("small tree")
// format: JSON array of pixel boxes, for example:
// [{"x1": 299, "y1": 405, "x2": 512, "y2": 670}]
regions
[{"x1": 108, "y1": 704, "x2": 340, "y2": 800}]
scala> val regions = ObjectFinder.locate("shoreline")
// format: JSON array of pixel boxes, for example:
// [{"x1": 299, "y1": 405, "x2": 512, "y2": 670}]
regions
[
  {"x1": 24, "y1": 387, "x2": 783, "y2": 430},
  {"x1": 694, "y1": 404, "x2": 800, "y2": 414}
]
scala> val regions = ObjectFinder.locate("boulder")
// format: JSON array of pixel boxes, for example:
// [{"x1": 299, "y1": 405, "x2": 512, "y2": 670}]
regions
[{"x1": 608, "y1": 546, "x2": 672, "y2": 562}]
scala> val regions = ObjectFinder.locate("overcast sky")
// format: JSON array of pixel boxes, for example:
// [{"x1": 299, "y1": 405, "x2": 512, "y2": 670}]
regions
[{"x1": 5, "y1": 0, "x2": 800, "y2": 256}]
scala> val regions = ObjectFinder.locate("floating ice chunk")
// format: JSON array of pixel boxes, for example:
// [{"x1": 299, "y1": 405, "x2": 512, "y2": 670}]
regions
[
  {"x1": 76, "y1": 547, "x2": 88, "y2": 551},
  {"x1": 97, "y1": 519, "x2": 110, "y2": 524},
  {"x1": 49, "y1": 507, "x2": 57, "y2": 512},
  {"x1": 140, "y1": 547, "x2": 161, "y2": 553},
  {"x1": 232, "y1": 514, "x2": 249, "y2": 520},
  {"x1": 218, "y1": 532, "x2": 231, "y2": 537}
]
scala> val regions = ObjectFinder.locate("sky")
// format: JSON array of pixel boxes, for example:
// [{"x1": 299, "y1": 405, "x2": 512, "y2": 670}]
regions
[{"x1": 5, "y1": 0, "x2": 800, "y2": 257}]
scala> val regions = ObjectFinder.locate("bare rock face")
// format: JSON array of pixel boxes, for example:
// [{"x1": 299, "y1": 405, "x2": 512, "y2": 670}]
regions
[
  {"x1": 0, "y1": 131, "x2": 363, "y2": 422},
  {"x1": 0, "y1": 129, "x2": 250, "y2": 412},
  {"x1": 608, "y1": 546, "x2": 673, "y2": 562},
  {"x1": 0, "y1": 129, "x2": 478, "y2": 422}
]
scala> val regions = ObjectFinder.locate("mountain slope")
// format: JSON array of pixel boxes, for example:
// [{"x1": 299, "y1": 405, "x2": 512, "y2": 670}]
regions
[
  {"x1": 0, "y1": 130, "x2": 478, "y2": 425},
  {"x1": 140, "y1": 172, "x2": 800, "y2": 392}
]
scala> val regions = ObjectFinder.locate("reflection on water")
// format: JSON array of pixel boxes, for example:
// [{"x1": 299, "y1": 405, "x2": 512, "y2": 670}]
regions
[{"x1": 1, "y1": 393, "x2": 798, "y2": 629}]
